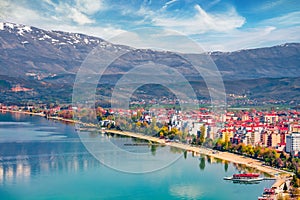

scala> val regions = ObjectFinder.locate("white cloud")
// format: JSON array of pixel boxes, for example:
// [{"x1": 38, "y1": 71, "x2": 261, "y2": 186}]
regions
[
  {"x1": 162, "y1": 0, "x2": 178, "y2": 10},
  {"x1": 0, "y1": 0, "x2": 103, "y2": 26},
  {"x1": 48, "y1": 1, "x2": 97, "y2": 25},
  {"x1": 112, "y1": 25, "x2": 298, "y2": 53},
  {"x1": 108, "y1": 28, "x2": 205, "y2": 53},
  {"x1": 75, "y1": 0, "x2": 103, "y2": 15},
  {"x1": 69, "y1": 7, "x2": 95, "y2": 25},
  {"x1": 205, "y1": 0, "x2": 221, "y2": 10},
  {"x1": 152, "y1": 4, "x2": 245, "y2": 34},
  {"x1": 0, "y1": 0, "x2": 42, "y2": 25},
  {"x1": 0, "y1": 0, "x2": 299, "y2": 52},
  {"x1": 256, "y1": 0, "x2": 286, "y2": 11},
  {"x1": 0, "y1": 0, "x2": 124, "y2": 40},
  {"x1": 262, "y1": 11, "x2": 300, "y2": 27},
  {"x1": 198, "y1": 26, "x2": 300, "y2": 52}
]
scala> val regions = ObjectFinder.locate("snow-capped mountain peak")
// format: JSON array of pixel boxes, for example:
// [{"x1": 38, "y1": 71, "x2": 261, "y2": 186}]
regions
[{"x1": 0, "y1": 22, "x2": 32, "y2": 36}]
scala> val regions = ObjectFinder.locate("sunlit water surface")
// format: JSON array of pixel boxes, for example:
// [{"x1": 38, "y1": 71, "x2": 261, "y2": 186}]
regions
[{"x1": 0, "y1": 112, "x2": 273, "y2": 199}]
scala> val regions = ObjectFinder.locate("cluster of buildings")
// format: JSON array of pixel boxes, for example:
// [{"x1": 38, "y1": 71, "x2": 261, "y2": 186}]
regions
[
  {"x1": 183, "y1": 109, "x2": 300, "y2": 155},
  {"x1": 2, "y1": 103, "x2": 300, "y2": 155},
  {"x1": 129, "y1": 107, "x2": 300, "y2": 155},
  {"x1": 129, "y1": 108, "x2": 300, "y2": 156}
]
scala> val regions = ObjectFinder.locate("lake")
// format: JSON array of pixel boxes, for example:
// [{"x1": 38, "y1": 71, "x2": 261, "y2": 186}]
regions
[{"x1": 0, "y1": 112, "x2": 273, "y2": 199}]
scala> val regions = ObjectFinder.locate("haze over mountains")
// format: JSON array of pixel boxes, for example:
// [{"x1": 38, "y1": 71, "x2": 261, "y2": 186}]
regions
[{"x1": 0, "y1": 22, "x2": 299, "y2": 105}]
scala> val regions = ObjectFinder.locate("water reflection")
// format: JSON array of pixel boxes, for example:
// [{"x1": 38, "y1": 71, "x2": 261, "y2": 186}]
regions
[
  {"x1": 169, "y1": 184, "x2": 203, "y2": 199},
  {"x1": 0, "y1": 141, "x2": 100, "y2": 185},
  {"x1": 199, "y1": 156, "x2": 206, "y2": 171},
  {"x1": 0, "y1": 113, "x2": 275, "y2": 199}
]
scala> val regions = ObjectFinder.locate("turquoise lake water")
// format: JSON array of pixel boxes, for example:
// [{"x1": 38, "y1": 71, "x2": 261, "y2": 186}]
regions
[{"x1": 0, "y1": 112, "x2": 273, "y2": 199}]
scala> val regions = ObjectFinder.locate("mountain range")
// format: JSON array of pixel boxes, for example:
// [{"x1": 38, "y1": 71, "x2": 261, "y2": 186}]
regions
[{"x1": 0, "y1": 22, "x2": 299, "y2": 105}]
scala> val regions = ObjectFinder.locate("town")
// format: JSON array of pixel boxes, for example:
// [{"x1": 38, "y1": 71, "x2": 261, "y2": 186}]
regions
[
  {"x1": 1, "y1": 102, "x2": 300, "y2": 199},
  {"x1": 1, "y1": 103, "x2": 300, "y2": 155}
]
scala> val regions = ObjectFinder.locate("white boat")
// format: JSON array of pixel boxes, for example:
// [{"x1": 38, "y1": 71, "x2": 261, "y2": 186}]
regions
[{"x1": 224, "y1": 173, "x2": 264, "y2": 182}]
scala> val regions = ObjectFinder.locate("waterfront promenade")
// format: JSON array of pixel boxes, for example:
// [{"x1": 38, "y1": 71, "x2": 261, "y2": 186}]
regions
[
  {"x1": 0, "y1": 108, "x2": 291, "y2": 196},
  {"x1": 105, "y1": 129, "x2": 292, "y2": 198},
  {"x1": 0, "y1": 109, "x2": 289, "y2": 176},
  {"x1": 106, "y1": 130, "x2": 288, "y2": 177}
]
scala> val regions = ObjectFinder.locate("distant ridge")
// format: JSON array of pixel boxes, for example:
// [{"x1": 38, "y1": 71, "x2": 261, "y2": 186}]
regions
[
  {"x1": 0, "y1": 22, "x2": 300, "y2": 104},
  {"x1": 1, "y1": 22, "x2": 300, "y2": 80}
]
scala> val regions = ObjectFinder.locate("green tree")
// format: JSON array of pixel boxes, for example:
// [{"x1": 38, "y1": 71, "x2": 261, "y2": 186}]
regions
[
  {"x1": 199, "y1": 125, "x2": 205, "y2": 145},
  {"x1": 291, "y1": 175, "x2": 299, "y2": 188},
  {"x1": 254, "y1": 146, "x2": 262, "y2": 158}
]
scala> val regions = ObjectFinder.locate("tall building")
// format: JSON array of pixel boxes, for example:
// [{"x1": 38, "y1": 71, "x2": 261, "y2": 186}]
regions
[
  {"x1": 286, "y1": 133, "x2": 300, "y2": 154},
  {"x1": 267, "y1": 132, "x2": 281, "y2": 147},
  {"x1": 261, "y1": 131, "x2": 268, "y2": 147},
  {"x1": 250, "y1": 131, "x2": 261, "y2": 146}
]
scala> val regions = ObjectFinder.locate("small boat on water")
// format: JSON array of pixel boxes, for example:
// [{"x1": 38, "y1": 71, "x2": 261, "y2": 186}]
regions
[
  {"x1": 224, "y1": 173, "x2": 264, "y2": 183},
  {"x1": 257, "y1": 188, "x2": 276, "y2": 200}
]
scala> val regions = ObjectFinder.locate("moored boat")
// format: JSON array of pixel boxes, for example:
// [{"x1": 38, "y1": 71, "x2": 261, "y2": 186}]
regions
[
  {"x1": 224, "y1": 173, "x2": 264, "y2": 182},
  {"x1": 257, "y1": 188, "x2": 276, "y2": 200}
]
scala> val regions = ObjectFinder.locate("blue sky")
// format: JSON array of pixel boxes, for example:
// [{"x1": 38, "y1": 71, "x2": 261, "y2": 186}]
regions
[{"x1": 0, "y1": 0, "x2": 299, "y2": 51}]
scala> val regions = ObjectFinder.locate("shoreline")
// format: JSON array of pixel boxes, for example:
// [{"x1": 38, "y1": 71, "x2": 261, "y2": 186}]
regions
[
  {"x1": 0, "y1": 109, "x2": 290, "y2": 176},
  {"x1": 106, "y1": 130, "x2": 289, "y2": 177},
  {"x1": 1, "y1": 109, "x2": 292, "y2": 195},
  {"x1": 105, "y1": 129, "x2": 293, "y2": 197},
  {"x1": 0, "y1": 109, "x2": 83, "y2": 124}
]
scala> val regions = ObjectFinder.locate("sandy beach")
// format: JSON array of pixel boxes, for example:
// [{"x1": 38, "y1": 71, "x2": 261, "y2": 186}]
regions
[
  {"x1": 105, "y1": 130, "x2": 290, "y2": 177},
  {"x1": 1, "y1": 109, "x2": 291, "y2": 193},
  {"x1": 105, "y1": 129, "x2": 292, "y2": 195},
  {"x1": 1, "y1": 109, "x2": 289, "y2": 177}
]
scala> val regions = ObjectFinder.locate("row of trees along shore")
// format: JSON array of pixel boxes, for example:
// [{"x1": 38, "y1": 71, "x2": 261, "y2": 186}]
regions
[
  {"x1": 211, "y1": 137, "x2": 300, "y2": 187},
  {"x1": 57, "y1": 107, "x2": 300, "y2": 187},
  {"x1": 118, "y1": 116, "x2": 300, "y2": 188}
]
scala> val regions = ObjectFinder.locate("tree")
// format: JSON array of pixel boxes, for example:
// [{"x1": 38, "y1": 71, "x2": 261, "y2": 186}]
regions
[
  {"x1": 254, "y1": 146, "x2": 262, "y2": 158},
  {"x1": 150, "y1": 117, "x2": 160, "y2": 136},
  {"x1": 291, "y1": 175, "x2": 299, "y2": 188},
  {"x1": 199, "y1": 125, "x2": 205, "y2": 145},
  {"x1": 215, "y1": 138, "x2": 223, "y2": 150},
  {"x1": 283, "y1": 182, "x2": 288, "y2": 192},
  {"x1": 159, "y1": 126, "x2": 169, "y2": 137},
  {"x1": 276, "y1": 158, "x2": 284, "y2": 168},
  {"x1": 236, "y1": 143, "x2": 246, "y2": 154},
  {"x1": 203, "y1": 138, "x2": 213, "y2": 148}
]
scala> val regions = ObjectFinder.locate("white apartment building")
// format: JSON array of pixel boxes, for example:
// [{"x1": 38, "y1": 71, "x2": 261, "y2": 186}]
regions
[{"x1": 286, "y1": 132, "x2": 300, "y2": 154}]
